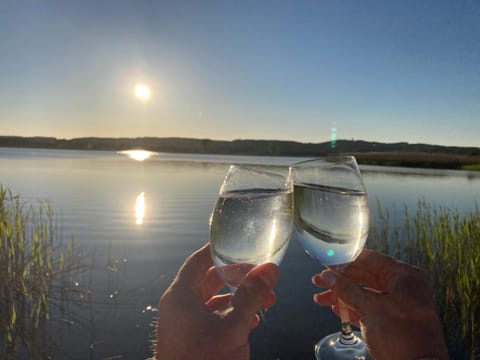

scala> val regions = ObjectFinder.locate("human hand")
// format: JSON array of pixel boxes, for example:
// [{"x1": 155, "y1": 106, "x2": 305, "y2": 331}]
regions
[
  {"x1": 153, "y1": 244, "x2": 279, "y2": 360},
  {"x1": 312, "y1": 249, "x2": 448, "y2": 360}
]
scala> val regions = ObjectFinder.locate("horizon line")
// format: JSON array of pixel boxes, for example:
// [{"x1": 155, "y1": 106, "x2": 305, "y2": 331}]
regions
[{"x1": 1, "y1": 134, "x2": 479, "y2": 150}]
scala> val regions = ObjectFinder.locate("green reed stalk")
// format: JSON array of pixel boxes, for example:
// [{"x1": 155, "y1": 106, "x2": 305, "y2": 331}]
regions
[
  {"x1": 368, "y1": 200, "x2": 480, "y2": 359},
  {"x1": 0, "y1": 186, "x2": 86, "y2": 359}
]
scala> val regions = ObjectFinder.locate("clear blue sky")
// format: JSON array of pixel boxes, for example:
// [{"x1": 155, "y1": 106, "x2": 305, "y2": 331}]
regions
[{"x1": 1, "y1": 0, "x2": 479, "y2": 147}]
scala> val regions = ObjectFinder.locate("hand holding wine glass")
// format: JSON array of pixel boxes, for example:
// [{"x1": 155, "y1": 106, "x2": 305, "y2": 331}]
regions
[
  {"x1": 312, "y1": 249, "x2": 449, "y2": 360},
  {"x1": 209, "y1": 165, "x2": 293, "y2": 293},
  {"x1": 292, "y1": 156, "x2": 371, "y2": 360},
  {"x1": 154, "y1": 244, "x2": 280, "y2": 360}
]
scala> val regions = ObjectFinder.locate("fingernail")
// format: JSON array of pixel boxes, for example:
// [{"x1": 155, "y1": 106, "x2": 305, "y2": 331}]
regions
[{"x1": 319, "y1": 270, "x2": 337, "y2": 287}]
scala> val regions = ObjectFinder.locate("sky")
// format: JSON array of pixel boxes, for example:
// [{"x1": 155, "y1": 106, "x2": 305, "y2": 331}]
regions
[{"x1": 1, "y1": 0, "x2": 479, "y2": 147}]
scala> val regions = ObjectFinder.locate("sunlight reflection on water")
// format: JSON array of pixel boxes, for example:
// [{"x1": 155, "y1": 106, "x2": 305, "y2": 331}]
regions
[
  {"x1": 118, "y1": 149, "x2": 157, "y2": 161},
  {"x1": 135, "y1": 192, "x2": 145, "y2": 225}
]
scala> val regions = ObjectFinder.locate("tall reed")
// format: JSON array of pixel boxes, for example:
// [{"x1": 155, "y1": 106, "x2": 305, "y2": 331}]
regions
[
  {"x1": 0, "y1": 187, "x2": 86, "y2": 359},
  {"x1": 368, "y1": 201, "x2": 480, "y2": 359}
]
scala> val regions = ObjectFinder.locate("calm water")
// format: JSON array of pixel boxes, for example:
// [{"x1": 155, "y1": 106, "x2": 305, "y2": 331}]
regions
[{"x1": 1, "y1": 148, "x2": 479, "y2": 359}]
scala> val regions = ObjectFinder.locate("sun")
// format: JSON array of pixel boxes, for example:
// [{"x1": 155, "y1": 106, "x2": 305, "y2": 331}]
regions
[{"x1": 134, "y1": 84, "x2": 151, "y2": 102}]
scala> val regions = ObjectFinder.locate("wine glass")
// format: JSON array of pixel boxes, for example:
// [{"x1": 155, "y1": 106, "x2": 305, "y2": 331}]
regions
[
  {"x1": 209, "y1": 164, "x2": 293, "y2": 294},
  {"x1": 291, "y1": 156, "x2": 371, "y2": 360}
]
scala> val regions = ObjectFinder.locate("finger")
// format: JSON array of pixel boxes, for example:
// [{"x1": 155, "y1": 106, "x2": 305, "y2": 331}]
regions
[
  {"x1": 313, "y1": 271, "x2": 337, "y2": 289},
  {"x1": 341, "y1": 266, "x2": 380, "y2": 289},
  {"x1": 313, "y1": 290, "x2": 362, "y2": 328},
  {"x1": 352, "y1": 248, "x2": 397, "y2": 270},
  {"x1": 228, "y1": 263, "x2": 279, "y2": 329},
  {"x1": 250, "y1": 314, "x2": 260, "y2": 329},
  {"x1": 215, "y1": 263, "x2": 255, "y2": 289},
  {"x1": 201, "y1": 266, "x2": 226, "y2": 302},
  {"x1": 262, "y1": 291, "x2": 276, "y2": 310},
  {"x1": 344, "y1": 249, "x2": 401, "y2": 289},
  {"x1": 205, "y1": 294, "x2": 231, "y2": 312},
  {"x1": 319, "y1": 269, "x2": 371, "y2": 315},
  {"x1": 347, "y1": 250, "x2": 430, "y2": 298},
  {"x1": 174, "y1": 244, "x2": 213, "y2": 293},
  {"x1": 331, "y1": 304, "x2": 361, "y2": 328},
  {"x1": 313, "y1": 289, "x2": 336, "y2": 306}
]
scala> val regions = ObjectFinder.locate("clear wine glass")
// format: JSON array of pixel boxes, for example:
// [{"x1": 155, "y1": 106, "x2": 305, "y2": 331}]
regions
[
  {"x1": 209, "y1": 164, "x2": 293, "y2": 294},
  {"x1": 291, "y1": 156, "x2": 372, "y2": 360}
]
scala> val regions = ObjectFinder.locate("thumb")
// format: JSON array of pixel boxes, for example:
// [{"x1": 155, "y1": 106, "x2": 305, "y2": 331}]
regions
[
  {"x1": 320, "y1": 269, "x2": 370, "y2": 314},
  {"x1": 228, "y1": 263, "x2": 279, "y2": 328}
]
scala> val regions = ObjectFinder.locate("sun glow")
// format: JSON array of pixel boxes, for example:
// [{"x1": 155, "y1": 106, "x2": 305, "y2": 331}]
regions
[
  {"x1": 134, "y1": 84, "x2": 151, "y2": 102},
  {"x1": 135, "y1": 192, "x2": 145, "y2": 225}
]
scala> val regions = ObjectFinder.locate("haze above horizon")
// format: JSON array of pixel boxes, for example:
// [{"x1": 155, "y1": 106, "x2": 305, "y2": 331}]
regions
[{"x1": 1, "y1": 1, "x2": 479, "y2": 147}]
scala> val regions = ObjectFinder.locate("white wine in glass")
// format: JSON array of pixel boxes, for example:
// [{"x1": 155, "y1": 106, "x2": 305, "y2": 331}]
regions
[
  {"x1": 292, "y1": 156, "x2": 372, "y2": 360},
  {"x1": 209, "y1": 165, "x2": 293, "y2": 292}
]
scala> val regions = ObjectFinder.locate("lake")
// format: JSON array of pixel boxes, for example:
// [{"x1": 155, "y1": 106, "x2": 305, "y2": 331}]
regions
[{"x1": 1, "y1": 147, "x2": 479, "y2": 359}]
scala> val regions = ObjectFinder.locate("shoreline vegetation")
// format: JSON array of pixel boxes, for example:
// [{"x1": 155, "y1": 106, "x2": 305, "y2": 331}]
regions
[
  {"x1": 0, "y1": 187, "x2": 87, "y2": 359},
  {"x1": 369, "y1": 201, "x2": 480, "y2": 359},
  {"x1": 1, "y1": 135, "x2": 480, "y2": 170}
]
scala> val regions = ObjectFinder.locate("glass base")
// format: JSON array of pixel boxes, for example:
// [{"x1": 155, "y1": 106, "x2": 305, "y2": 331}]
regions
[{"x1": 315, "y1": 331, "x2": 373, "y2": 360}]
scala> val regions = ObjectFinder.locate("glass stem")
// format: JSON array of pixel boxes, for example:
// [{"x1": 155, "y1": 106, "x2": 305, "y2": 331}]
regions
[{"x1": 338, "y1": 299, "x2": 357, "y2": 345}]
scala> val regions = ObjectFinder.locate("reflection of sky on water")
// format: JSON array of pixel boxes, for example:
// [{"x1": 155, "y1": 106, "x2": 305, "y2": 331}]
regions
[{"x1": 364, "y1": 169, "x2": 480, "y2": 215}]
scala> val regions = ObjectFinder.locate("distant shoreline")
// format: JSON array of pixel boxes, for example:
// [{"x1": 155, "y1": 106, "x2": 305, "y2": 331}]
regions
[{"x1": 1, "y1": 135, "x2": 479, "y2": 171}]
